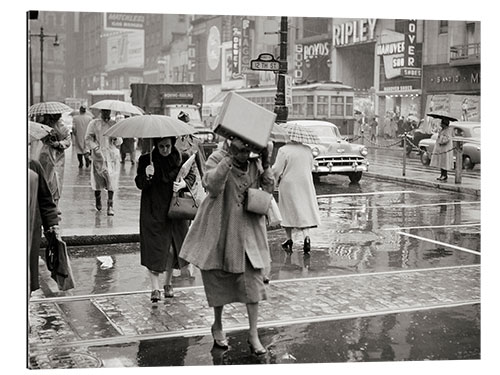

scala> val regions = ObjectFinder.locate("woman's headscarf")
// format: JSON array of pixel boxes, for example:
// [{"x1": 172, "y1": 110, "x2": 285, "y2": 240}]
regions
[{"x1": 151, "y1": 137, "x2": 182, "y2": 183}]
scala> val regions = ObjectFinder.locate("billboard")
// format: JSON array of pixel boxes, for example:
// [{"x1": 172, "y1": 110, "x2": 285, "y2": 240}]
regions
[
  {"x1": 105, "y1": 13, "x2": 145, "y2": 30},
  {"x1": 105, "y1": 31, "x2": 144, "y2": 71}
]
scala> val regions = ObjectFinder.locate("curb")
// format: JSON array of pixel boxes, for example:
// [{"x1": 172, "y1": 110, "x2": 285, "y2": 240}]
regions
[
  {"x1": 40, "y1": 224, "x2": 284, "y2": 250},
  {"x1": 364, "y1": 172, "x2": 480, "y2": 197}
]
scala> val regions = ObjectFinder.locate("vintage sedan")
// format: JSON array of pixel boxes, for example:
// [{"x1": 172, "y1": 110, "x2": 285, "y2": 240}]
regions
[
  {"x1": 285, "y1": 120, "x2": 369, "y2": 183},
  {"x1": 418, "y1": 122, "x2": 480, "y2": 170}
]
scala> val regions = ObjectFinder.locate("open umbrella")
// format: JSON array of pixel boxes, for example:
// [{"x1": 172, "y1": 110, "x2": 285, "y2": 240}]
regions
[
  {"x1": 29, "y1": 101, "x2": 73, "y2": 116},
  {"x1": 90, "y1": 100, "x2": 143, "y2": 116},
  {"x1": 269, "y1": 123, "x2": 290, "y2": 143},
  {"x1": 103, "y1": 114, "x2": 195, "y2": 164},
  {"x1": 427, "y1": 110, "x2": 458, "y2": 122},
  {"x1": 28, "y1": 121, "x2": 52, "y2": 143},
  {"x1": 280, "y1": 123, "x2": 320, "y2": 144}
]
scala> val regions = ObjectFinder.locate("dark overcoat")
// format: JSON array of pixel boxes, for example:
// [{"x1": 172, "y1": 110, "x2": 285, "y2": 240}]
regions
[{"x1": 135, "y1": 147, "x2": 196, "y2": 273}]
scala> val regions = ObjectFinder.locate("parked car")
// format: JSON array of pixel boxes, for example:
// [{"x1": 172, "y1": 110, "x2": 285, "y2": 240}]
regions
[
  {"x1": 418, "y1": 122, "x2": 480, "y2": 170},
  {"x1": 284, "y1": 120, "x2": 369, "y2": 183},
  {"x1": 193, "y1": 128, "x2": 220, "y2": 159}
]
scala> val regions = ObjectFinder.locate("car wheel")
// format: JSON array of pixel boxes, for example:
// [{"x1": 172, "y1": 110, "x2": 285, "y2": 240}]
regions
[
  {"x1": 420, "y1": 150, "x2": 431, "y2": 165},
  {"x1": 348, "y1": 172, "x2": 362, "y2": 183},
  {"x1": 462, "y1": 155, "x2": 475, "y2": 170}
]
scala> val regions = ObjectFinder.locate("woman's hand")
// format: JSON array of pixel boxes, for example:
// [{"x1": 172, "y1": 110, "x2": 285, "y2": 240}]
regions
[
  {"x1": 145, "y1": 165, "x2": 155, "y2": 178},
  {"x1": 173, "y1": 178, "x2": 186, "y2": 192}
]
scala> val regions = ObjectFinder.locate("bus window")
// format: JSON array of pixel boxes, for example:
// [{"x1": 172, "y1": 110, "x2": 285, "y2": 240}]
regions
[
  {"x1": 332, "y1": 96, "x2": 344, "y2": 116},
  {"x1": 307, "y1": 96, "x2": 314, "y2": 117},
  {"x1": 346, "y1": 96, "x2": 354, "y2": 116},
  {"x1": 318, "y1": 95, "x2": 329, "y2": 117}
]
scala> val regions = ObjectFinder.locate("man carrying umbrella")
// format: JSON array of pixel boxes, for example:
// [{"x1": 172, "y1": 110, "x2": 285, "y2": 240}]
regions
[
  {"x1": 72, "y1": 105, "x2": 93, "y2": 168},
  {"x1": 85, "y1": 109, "x2": 123, "y2": 215}
]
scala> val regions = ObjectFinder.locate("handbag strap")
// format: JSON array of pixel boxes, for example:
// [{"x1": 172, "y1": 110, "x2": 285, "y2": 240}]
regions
[{"x1": 172, "y1": 181, "x2": 199, "y2": 207}]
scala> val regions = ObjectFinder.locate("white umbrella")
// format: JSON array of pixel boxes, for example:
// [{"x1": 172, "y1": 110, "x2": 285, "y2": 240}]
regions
[
  {"x1": 103, "y1": 114, "x2": 195, "y2": 164},
  {"x1": 90, "y1": 100, "x2": 143, "y2": 116},
  {"x1": 28, "y1": 121, "x2": 52, "y2": 143}
]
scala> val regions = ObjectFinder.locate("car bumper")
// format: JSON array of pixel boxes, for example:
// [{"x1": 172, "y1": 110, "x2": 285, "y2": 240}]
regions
[{"x1": 313, "y1": 160, "x2": 369, "y2": 174}]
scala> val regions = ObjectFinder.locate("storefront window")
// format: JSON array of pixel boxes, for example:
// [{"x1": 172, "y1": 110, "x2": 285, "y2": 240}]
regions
[{"x1": 317, "y1": 95, "x2": 329, "y2": 117}]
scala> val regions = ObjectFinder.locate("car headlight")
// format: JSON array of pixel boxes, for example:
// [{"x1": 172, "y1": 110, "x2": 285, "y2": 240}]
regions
[
  {"x1": 207, "y1": 133, "x2": 214, "y2": 142},
  {"x1": 360, "y1": 146, "x2": 368, "y2": 156},
  {"x1": 311, "y1": 147, "x2": 320, "y2": 157}
]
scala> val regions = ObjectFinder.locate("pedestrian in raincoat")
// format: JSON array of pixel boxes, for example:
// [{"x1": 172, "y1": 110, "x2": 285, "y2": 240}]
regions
[
  {"x1": 72, "y1": 106, "x2": 93, "y2": 168},
  {"x1": 179, "y1": 137, "x2": 274, "y2": 355},
  {"x1": 37, "y1": 113, "x2": 72, "y2": 207},
  {"x1": 85, "y1": 109, "x2": 122, "y2": 215},
  {"x1": 135, "y1": 136, "x2": 196, "y2": 302},
  {"x1": 272, "y1": 141, "x2": 321, "y2": 254},
  {"x1": 430, "y1": 117, "x2": 454, "y2": 181},
  {"x1": 28, "y1": 159, "x2": 60, "y2": 295}
]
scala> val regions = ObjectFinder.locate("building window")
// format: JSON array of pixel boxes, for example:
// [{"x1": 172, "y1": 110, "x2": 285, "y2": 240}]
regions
[{"x1": 439, "y1": 20, "x2": 448, "y2": 34}]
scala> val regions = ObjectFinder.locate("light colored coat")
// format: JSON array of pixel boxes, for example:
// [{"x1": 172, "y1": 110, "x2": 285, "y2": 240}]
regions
[
  {"x1": 72, "y1": 113, "x2": 93, "y2": 154},
  {"x1": 430, "y1": 125, "x2": 454, "y2": 170},
  {"x1": 179, "y1": 150, "x2": 274, "y2": 273},
  {"x1": 272, "y1": 143, "x2": 321, "y2": 228},
  {"x1": 85, "y1": 118, "x2": 122, "y2": 191}
]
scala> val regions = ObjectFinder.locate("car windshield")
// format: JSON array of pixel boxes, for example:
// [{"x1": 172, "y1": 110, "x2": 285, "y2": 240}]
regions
[{"x1": 309, "y1": 125, "x2": 341, "y2": 142}]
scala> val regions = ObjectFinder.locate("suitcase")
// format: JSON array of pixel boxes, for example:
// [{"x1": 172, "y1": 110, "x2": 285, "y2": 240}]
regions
[{"x1": 214, "y1": 92, "x2": 276, "y2": 151}]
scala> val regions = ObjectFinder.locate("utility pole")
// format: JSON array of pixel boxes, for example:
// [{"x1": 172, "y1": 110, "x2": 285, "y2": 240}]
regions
[{"x1": 274, "y1": 16, "x2": 288, "y2": 123}]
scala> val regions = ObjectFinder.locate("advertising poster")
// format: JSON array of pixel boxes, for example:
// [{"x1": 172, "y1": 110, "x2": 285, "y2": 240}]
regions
[{"x1": 105, "y1": 31, "x2": 144, "y2": 71}]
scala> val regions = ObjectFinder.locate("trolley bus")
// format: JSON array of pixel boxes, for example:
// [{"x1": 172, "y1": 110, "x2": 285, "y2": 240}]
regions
[{"x1": 230, "y1": 82, "x2": 357, "y2": 136}]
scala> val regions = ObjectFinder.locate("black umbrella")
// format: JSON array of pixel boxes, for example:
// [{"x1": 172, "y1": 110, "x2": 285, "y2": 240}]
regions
[{"x1": 427, "y1": 111, "x2": 458, "y2": 122}]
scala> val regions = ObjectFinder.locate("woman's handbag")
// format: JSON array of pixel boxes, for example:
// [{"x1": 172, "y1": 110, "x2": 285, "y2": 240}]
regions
[
  {"x1": 168, "y1": 190, "x2": 199, "y2": 220},
  {"x1": 245, "y1": 187, "x2": 272, "y2": 215},
  {"x1": 266, "y1": 197, "x2": 282, "y2": 226}
]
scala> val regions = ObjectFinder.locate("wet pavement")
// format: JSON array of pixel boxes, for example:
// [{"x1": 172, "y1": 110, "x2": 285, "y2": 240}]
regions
[{"x1": 28, "y1": 144, "x2": 482, "y2": 369}]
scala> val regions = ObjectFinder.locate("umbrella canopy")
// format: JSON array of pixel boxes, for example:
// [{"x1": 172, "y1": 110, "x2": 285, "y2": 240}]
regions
[
  {"x1": 28, "y1": 102, "x2": 73, "y2": 116},
  {"x1": 269, "y1": 123, "x2": 290, "y2": 143},
  {"x1": 427, "y1": 111, "x2": 458, "y2": 122},
  {"x1": 281, "y1": 123, "x2": 320, "y2": 144},
  {"x1": 28, "y1": 121, "x2": 52, "y2": 143},
  {"x1": 103, "y1": 114, "x2": 195, "y2": 138},
  {"x1": 90, "y1": 100, "x2": 143, "y2": 116}
]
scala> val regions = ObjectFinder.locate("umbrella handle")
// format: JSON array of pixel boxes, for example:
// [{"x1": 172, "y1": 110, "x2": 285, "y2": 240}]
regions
[{"x1": 150, "y1": 138, "x2": 153, "y2": 165}]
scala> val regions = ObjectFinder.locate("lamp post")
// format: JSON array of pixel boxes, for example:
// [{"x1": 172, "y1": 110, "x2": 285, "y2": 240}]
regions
[{"x1": 29, "y1": 27, "x2": 59, "y2": 104}]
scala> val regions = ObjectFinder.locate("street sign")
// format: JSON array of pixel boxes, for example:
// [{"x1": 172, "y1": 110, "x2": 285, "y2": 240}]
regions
[
  {"x1": 284, "y1": 75, "x2": 293, "y2": 107},
  {"x1": 250, "y1": 53, "x2": 280, "y2": 71}
]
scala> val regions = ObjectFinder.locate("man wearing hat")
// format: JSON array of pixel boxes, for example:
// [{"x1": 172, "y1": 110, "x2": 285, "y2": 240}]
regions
[{"x1": 72, "y1": 105, "x2": 93, "y2": 168}]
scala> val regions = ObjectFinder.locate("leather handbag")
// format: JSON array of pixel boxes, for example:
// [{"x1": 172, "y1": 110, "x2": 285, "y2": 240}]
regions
[
  {"x1": 245, "y1": 188, "x2": 272, "y2": 215},
  {"x1": 168, "y1": 190, "x2": 199, "y2": 220}
]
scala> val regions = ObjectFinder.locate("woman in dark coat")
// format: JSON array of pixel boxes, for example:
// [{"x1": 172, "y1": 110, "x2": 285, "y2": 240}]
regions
[{"x1": 135, "y1": 137, "x2": 196, "y2": 302}]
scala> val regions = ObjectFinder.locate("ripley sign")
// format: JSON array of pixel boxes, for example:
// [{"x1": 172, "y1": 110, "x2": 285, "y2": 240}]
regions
[{"x1": 332, "y1": 19, "x2": 377, "y2": 47}]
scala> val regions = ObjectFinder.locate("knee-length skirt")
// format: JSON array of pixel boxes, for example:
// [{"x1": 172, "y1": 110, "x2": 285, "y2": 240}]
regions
[{"x1": 200, "y1": 258, "x2": 267, "y2": 307}]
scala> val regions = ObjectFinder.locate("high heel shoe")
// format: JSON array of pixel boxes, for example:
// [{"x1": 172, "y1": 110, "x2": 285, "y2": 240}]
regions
[
  {"x1": 150, "y1": 289, "x2": 161, "y2": 303},
  {"x1": 281, "y1": 239, "x2": 293, "y2": 252},
  {"x1": 247, "y1": 339, "x2": 267, "y2": 355},
  {"x1": 211, "y1": 325, "x2": 229, "y2": 349},
  {"x1": 303, "y1": 236, "x2": 311, "y2": 254}
]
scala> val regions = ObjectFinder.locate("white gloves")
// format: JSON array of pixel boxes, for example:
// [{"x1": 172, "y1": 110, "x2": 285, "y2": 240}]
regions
[{"x1": 145, "y1": 165, "x2": 155, "y2": 178}]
